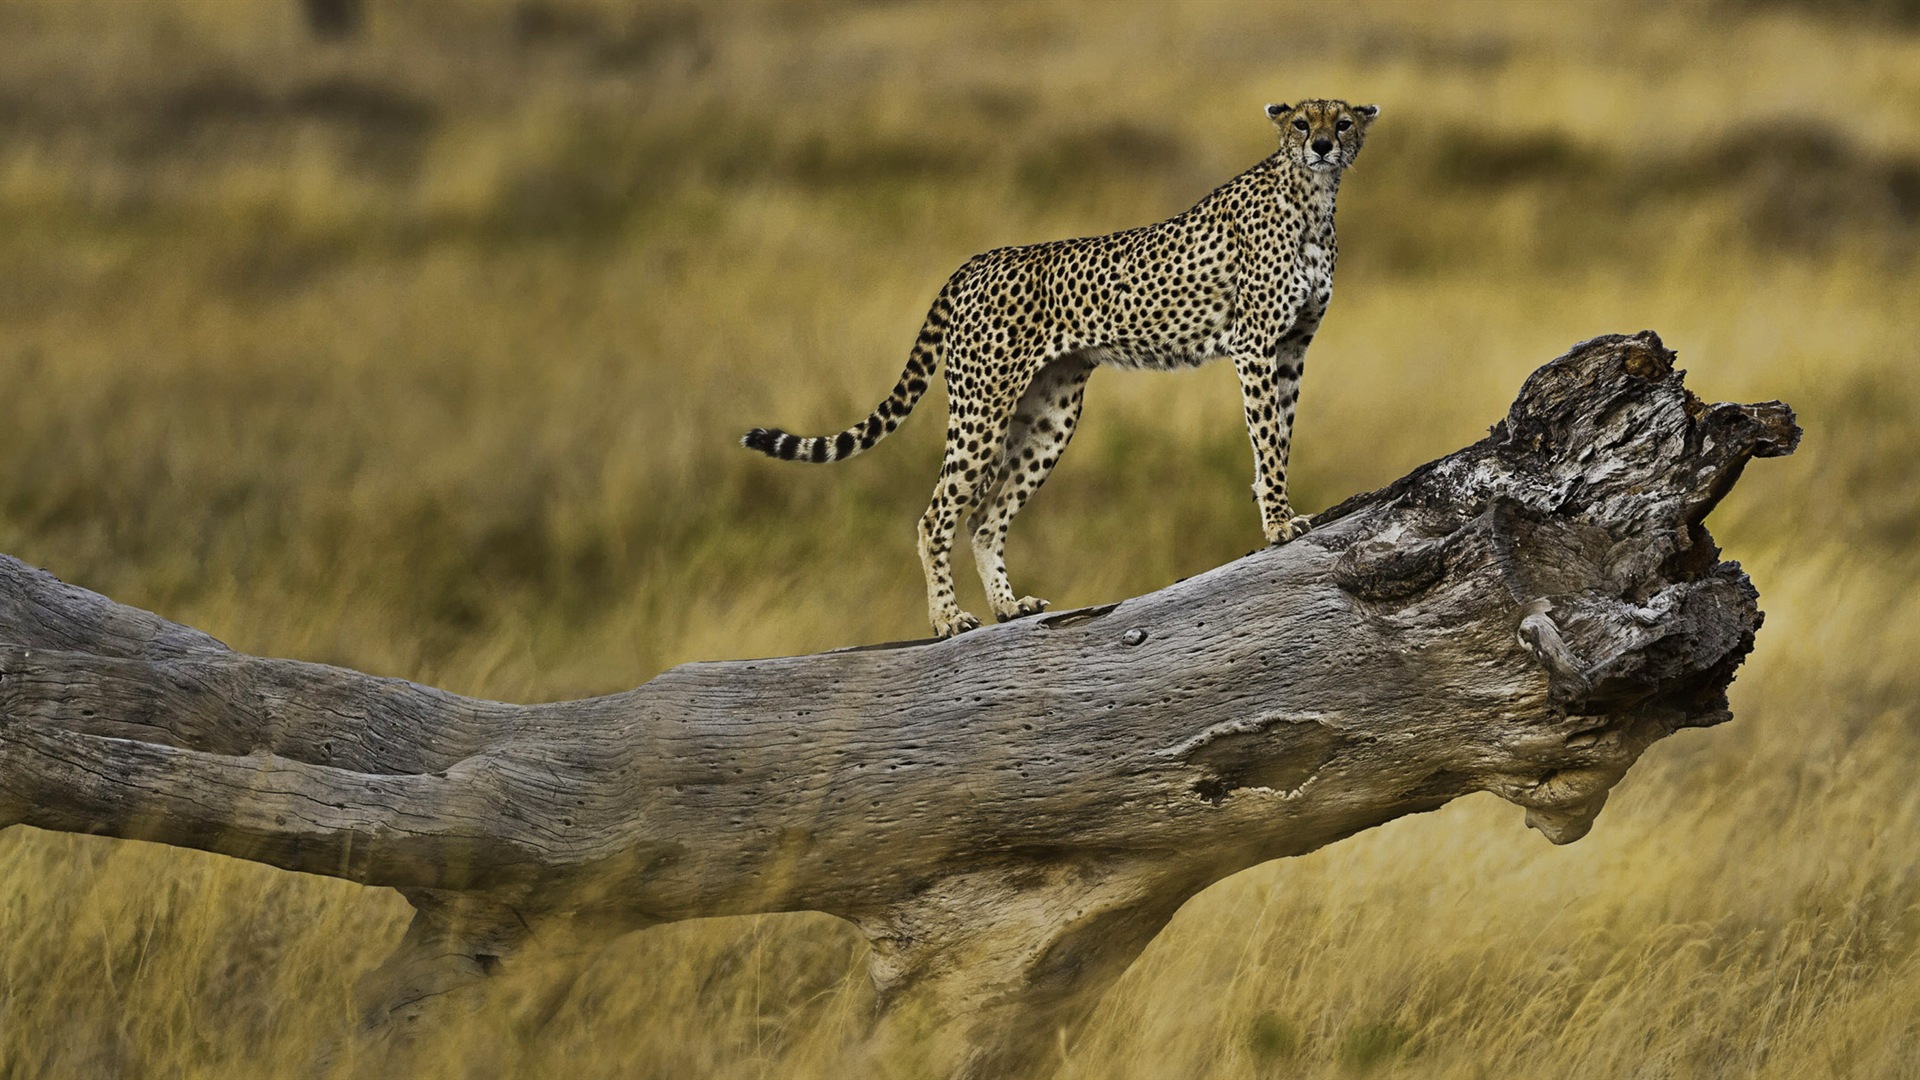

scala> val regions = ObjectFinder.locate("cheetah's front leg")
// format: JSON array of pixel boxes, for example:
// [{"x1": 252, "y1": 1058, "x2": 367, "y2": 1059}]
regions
[{"x1": 1233, "y1": 350, "x2": 1312, "y2": 544}]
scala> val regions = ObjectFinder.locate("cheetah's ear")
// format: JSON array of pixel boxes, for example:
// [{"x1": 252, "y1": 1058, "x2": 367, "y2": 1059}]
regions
[
  {"x1": 1265, "y1": 102, "x2": 1291, "y2": 121},
  {"x1": 1354, "y1": 104, "x2": 1380, "y2": 121}
]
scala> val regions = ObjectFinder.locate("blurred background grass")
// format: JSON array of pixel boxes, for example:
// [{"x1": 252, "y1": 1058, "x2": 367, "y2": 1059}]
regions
[{"x1": 1, "y1": 0, "x2": 1917, "y2": 1076}]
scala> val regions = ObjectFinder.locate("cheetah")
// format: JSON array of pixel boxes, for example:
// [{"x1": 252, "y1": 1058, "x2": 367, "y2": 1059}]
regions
[{"x1": 744, "y1": 99, "x2": 1379, "y2": 639}]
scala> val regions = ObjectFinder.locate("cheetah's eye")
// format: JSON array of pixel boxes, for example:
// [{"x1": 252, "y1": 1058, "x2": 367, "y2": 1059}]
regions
[
  {"x1": 1335, "y1": 119, "x2": 1353, "y2": 132},
  {"x1": 1291, "y1": 118, "x2": 1308, "y2": 132}
]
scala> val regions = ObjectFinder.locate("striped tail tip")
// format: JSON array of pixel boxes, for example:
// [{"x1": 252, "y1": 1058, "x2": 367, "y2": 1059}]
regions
[
  {"x1": 743, "y1": 427, "x2": 857, "y2": 463},
  {"x1": 742, "y1": 427, "x2": 783, "y2": 456},
  {"x1": 742, "y1": 427, "x2": 815, "y2": 461}
]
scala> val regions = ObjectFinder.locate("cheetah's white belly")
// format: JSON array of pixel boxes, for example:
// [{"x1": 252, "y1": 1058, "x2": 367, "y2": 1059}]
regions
[{"x1": 1081, "y1": 338, "x2": 1231, "y2": 371}]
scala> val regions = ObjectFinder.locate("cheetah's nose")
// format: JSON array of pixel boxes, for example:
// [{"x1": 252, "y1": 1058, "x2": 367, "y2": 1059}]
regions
[{"x1": 1311, "y1": 138, "x2": 1334, "y2": 155}]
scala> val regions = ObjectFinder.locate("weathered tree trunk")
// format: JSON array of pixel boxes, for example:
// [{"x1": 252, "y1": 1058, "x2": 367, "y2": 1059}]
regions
[{"x1": 0, "y1": 332, "x2": 1797, "y2": 1077}]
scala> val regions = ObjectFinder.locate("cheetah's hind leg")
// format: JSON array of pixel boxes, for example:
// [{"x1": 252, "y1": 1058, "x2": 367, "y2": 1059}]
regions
[
  {"x1": 970, "y1": 354, "x2": 1094, "y2": 622},
  {"x1": 919, "y1": 388, "x2": 1022, "y2": 638}
]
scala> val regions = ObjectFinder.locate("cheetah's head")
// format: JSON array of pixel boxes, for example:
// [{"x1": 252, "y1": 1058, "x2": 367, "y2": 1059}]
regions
[{"x1": 1265, "y1": 99, "x2": 1379, "y2": 175}]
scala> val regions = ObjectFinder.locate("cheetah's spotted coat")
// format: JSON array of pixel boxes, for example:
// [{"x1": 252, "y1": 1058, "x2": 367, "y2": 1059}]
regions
[{"x1": 744, "y1": 99, "x2": 1379, "y2": 638}]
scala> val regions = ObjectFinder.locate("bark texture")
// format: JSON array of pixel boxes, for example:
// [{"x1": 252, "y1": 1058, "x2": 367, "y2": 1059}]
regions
[{"x1": 0, "y1": 331, "x2": 1798, "y2": 1076}]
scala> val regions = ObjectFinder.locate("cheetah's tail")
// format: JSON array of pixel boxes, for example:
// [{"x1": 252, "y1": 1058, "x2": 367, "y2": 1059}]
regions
[{"x1": 740, "y1": 295, "x2": 949, "y2": 464}]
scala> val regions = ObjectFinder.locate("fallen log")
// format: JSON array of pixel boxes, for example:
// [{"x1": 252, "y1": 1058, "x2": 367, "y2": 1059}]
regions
[{"x1": 0, "y1": 331, "x2": 1797, "y2": 1076}]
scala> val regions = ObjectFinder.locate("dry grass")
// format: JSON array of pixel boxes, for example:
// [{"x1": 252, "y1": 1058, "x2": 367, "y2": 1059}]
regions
[{"x1": 2, "y1": 0, "x2": 1918, "y2": 1076}]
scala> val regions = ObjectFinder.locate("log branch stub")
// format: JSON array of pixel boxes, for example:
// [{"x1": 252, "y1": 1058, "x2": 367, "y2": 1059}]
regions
[{"x1": 0, "y1": 331, "x2": 1797, "y2": 1077}]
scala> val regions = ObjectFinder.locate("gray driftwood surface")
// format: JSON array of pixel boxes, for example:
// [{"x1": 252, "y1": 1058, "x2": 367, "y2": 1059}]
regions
[{"x1": 0, "y1": 332, "x2": 1798, "y2": 1077}]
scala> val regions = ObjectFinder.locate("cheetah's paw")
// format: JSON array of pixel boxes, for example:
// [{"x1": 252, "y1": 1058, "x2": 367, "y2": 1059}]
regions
[
  {"x1": 1265, "y1": 514, "x2": 1315, "y2": 545},
  {"x1": 933, "y1": 611, "x2": 984, "y2": 639},
  {"x1": 995, "y1": 596, "x2": 1050, "y2": 623}
]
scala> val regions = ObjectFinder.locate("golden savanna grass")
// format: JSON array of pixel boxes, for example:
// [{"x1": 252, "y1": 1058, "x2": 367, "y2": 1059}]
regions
[{"x1": 2, "y1": 0, "x2": 1919, "y2": 1076}]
